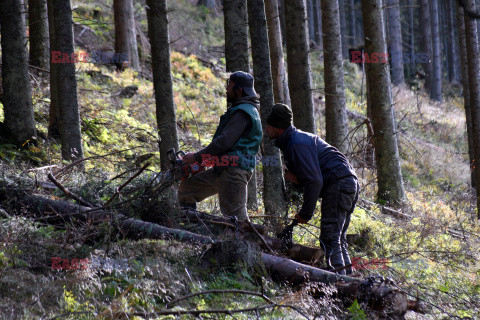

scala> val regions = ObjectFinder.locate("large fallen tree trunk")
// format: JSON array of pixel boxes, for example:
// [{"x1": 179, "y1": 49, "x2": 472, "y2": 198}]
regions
[{"x1": 0, "y1": 189, "x2": 215, "y2": 244}]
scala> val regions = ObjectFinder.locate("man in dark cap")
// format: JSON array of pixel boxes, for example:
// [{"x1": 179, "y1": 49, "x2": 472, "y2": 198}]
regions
[
  {"x1": 266, "y1": 103, "x2": 359, "y2": 275},
  {"x1": 179, "y1": 71, "x2": 262, "y2": 221}
]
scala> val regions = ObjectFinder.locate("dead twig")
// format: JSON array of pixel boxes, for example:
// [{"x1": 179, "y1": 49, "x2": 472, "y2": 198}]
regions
[
  {"x1": 246, "y1": 220, "x2": 275, "y2": 253},
  {"x1": 47, "y1": 173, "x2": 93, "y2": 207},
  {"x1": 53, "y1": 146, "x2": 146, "y2": 177},
  {"x1": 103, "y1": 162, "x2": 150, "y2": 207},
  {"x1": 166, "y1": 289, "x2": 274, "y2": 308}
]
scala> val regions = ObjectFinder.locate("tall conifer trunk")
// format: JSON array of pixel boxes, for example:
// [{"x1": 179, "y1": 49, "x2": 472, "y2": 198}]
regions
[
  {"x1": 321, "y1": 0, "x2": 348, "y2": 153},
  {"x1": 146, "y1": 0, "x2": 180, "y2": 171},
  {"x1": 285, "y1": 0, "x2": 315, "y2": 133},
  {"x1": 361, "y1": 0, "x2": 405, "y2": 204},
  {"x1": 248, "y1": 0, "x2": 286, "y2": 228},
  {"x1": 0, "y1": 0, "x2": 36, "y2": 145}
]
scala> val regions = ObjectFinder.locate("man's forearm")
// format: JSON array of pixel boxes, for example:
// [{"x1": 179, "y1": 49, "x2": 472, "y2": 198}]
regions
[{"x1": 298, "y1": 182, "x2": 322, "y2": 221}]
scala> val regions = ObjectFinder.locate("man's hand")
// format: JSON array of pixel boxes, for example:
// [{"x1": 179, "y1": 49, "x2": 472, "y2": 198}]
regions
[
  {"x1": 294, "y1": 213, "x2": 309, "y2": 224},
  {"x1": 182, "y1": 152, "x2": 196, "y2": 165},
  {"x1": 284, "y1": 169, "x2": 299, "y2": 184}
]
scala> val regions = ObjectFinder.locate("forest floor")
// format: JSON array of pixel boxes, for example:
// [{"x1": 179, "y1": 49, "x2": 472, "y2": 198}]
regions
[{"x1": 0, "y1": 0, "x2": 479, "y2": 319}]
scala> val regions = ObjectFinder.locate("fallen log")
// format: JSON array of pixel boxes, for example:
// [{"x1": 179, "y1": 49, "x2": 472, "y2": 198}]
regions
[
  {"x1": 262, "y1": 253, "x2": 356, "y2": 285},
  {"x1": 0, "y1": 190, "x2": 214, "y2": 244}
]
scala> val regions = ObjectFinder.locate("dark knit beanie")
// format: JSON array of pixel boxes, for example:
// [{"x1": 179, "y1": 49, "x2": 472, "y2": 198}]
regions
[{"x1": 267, "y1": 103, "x2": 293, "y2": 129}]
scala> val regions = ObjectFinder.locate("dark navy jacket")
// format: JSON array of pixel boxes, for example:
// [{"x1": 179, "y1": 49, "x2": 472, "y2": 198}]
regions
[{"x1": 275, "y1": 126, "x2": 357, "y2": 221}]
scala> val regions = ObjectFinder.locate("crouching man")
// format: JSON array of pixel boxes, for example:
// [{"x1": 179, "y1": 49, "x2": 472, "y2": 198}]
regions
[
  {"x1": 178, "y1": 71, "x2": 262, "y2": 221},
  {"x1": 266, "y1": 104, "x2": 359, "y2": 275}
]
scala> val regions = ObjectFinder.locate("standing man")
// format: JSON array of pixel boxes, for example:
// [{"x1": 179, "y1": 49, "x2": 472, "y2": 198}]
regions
[
  {"x1": 266, "y1": 103, "x2": 359, "y2": 275},
  {"x1": 178, "y1": 71, "x2": 262, "y2": 221}
]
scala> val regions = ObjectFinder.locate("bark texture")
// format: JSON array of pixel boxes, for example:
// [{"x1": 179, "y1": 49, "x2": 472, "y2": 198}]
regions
[
  {"x1": 223, "y1": 0, "x2": 257, "y2": 210},
  {"x1": 47, "y1": 0, "x2": 59, "y2": 139},
  {"x1": 420, "y1": 0, "x2": 433, "y2": 91},
  {"x1": 114, "y1": 0, "x2": 140, "y2": 70},
  {"x1": 0, "y1": 0, "x2": 36, "y2": 145},
  {"x1": 223, "y1": 0, "x2": 249, "y2": 72},
  {"x1": 28, "y1": 0, "x2": 49, "y2": 69},
  {"x1": 338, "y1": 0, "x2": 348, "y2": 58},
  {"x1": 463, "y1": 0, "x2": 480, "y2": 218},
  {"x1": 428, "y1": 0, "x2": 442, "y2": 101},
  {"x1": 285, "y1": 0, "x2": 315, "y2": 133},
  {"x1": 312, "y1": 0, "x2": 322, "y2": 48},
  {"x1": 48, "y1": 0, "x2": 84, "y2": 160},
  {"x1": 146, "y1": 0, "x2": 180, "y2": 171},
  {"x1": 347, "y1": 0, "x2": 356, "y2": 47},
  {"x1": 265, "y1": 0, "x2": 291, "y2": 105},
  {"x1": 361, "y1": 0, "x2": 405, "y2": 203},
  {"x1": 386, "y1": 0, "x2": 404, "y2": 85},
  {"x1": 307, "y1": 0, "x2": 314, "y2": 41},
  {"x1": 321, "y1": 0, "x2": 348, "y2": 153},
  {"x1": 446, "y1": 0, "x2": 457, "y2": 82},
  {"x1": 247, "y1": 0, "x2": 286, "y2": 225},
  {"x1": 457, "y1": 5, "x2": 475, "y2": 187}
]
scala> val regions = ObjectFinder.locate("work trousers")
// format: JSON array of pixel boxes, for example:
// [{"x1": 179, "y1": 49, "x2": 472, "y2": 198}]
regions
[
  {"x1": 320, "y1": 176, "x2": 359, "y2": 275},
  {"x1": 177, "y1": 167, "x2": 252, "y2": 221}
]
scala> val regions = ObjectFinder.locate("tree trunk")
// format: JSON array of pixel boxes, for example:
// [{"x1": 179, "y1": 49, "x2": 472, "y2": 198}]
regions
[
  {"x1": 429, "y1": 0, "x2": 442, "y2": 101},
  {"x1": 453, "y1": 0, "x2": 462, "y2": 83},
  {"x1": 457, "y1": 4, "x2": 476, "y2": 187},
  {"x1": 0, "y1": 0, "x2": 36, "y2": 145},
  {"x1": 322, "y1": 0, "x2": 348, "y2": 153},
  {"x1": 420, "y1": 0, "x2": 433, "y2": 91},
  {"x1": 146, "y1": 0, "x2": 180, "y2": 171},
  {"x1": 28, "y1": 0, "x2": 49, "y2": 70},
  {"x1": 463, "y1": 0, "x2": 480, "y2": 218},
  {"x1": 307, "y1": 0, "x2": 314, "y2": 42},
  {"x1": 404, "y1": 0, "x2": 415, "y2": 79},
  {"x1": 386, "y1": 0, "x2": 404, "y2": 85},
  {"x1": 312, "y1": 0, "x2": 323, "y2": 49},
  {"x1": 265, "y1": 0, "x2": 290, "y2": 106},
  {"x1": 361, "y1": 0, "x2": 405, "y2": 204},
  {"x1": 47, "y1": 0, "x2": 59, "y2": 139},
  {"x1": 285, "y1": 0, "x2": 316, "y2": 133},
  {"x1": 278, "y1": 0, "x2": 287, "y2": 46},
  {"x1": 114, "y1": 0, "x2": 140, "y2": 70},
  {"x1": 338, "y1": 0, "x2": 348, "y2": 58},
  {"x1": 223, "y1": 0, "x2": 257, "y2": 210},
  {"x1": 48, "y1": 0, "x2": 83, "y2": 160},
  {"x1": 223, "y1": 0, "x2": 249, "y2": 73},
  {"x1": 354, "y1": 0, "x2": 364, "y2": 44},
  {"x1": 446, "y1": 0, "x2": 457, "y2": 83},
  {"x1": 247, "y1": 0, "x2": 287, "y2": 228},
  {"x1": 347, "y1": 0, "x2": 356, "y2": 47}
]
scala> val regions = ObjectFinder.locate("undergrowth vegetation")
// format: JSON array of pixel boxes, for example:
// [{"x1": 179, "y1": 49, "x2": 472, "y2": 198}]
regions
[{"x1": 0, "y1": 0, "x2": 479, "y2": 318}]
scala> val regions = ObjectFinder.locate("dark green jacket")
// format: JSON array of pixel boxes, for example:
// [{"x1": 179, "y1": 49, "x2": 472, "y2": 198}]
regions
[{"x1": 213, "y1": 103, "x2": 262, "y2": 171}]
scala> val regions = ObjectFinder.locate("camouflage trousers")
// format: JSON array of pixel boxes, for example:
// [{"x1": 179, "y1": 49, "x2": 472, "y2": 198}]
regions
[{"x1": 177, "y1": 167, "x2": 253, "y2": 221}]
